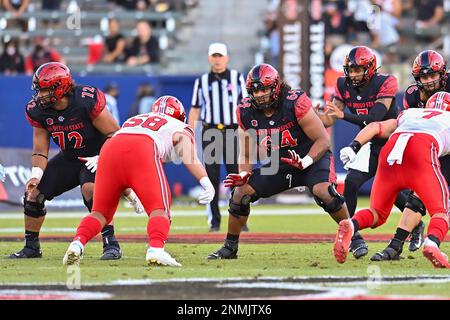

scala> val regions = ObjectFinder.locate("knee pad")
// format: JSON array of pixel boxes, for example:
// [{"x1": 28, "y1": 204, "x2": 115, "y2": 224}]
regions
[
  {"x1": 228, "y1": 192, "x2": 257, "y2": 219},
  {"x1": 23, "y1": 192, "x2": 47, "y2": 218},
  {"x1": 314, "y1": 184, "x2": 345, "y2": 214},
  {"x1": 405, "y1": 192, "x2": 426, "y2": 217},
  {"x1": 83, "y1": 197, "x2": 93, "y2": 212}
]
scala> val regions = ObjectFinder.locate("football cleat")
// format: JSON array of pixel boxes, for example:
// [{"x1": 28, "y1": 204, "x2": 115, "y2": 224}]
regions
[
  {"x1": 409, "y1": 220, "x2": 425, "y2": 252},
  {"x1": 146, "y1": 247, "x2": 181, "y2": 267},
  {"x1": 100, "y1": 244, "x2": 122, "y2": 260},
  {"x1": 207, "y1": 240, "x2": 238, "y2": 260},
  {"x1": 422, "y1": 238, "x2": 450, "y2": 268},
  {"x1": 8, "y1": 246, "x2": 42, "y2": 259},
  {"x1": 350, "y1": 232, "x2": 369, "y2": 259},
  {"x1": 370, "y1": 247, "x2": 402, "y2": 261},
  {"x1": 333, "y1": 219, "x2": 354, "y2": 264},
  {"x1": 63, "y1": 241, "x2": 84, "y2": 266}
]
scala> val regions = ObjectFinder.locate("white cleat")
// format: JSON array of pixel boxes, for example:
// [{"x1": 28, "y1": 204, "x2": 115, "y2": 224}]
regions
[
  {"x1": 146, "y1": 247, "x2": 181, "y2": 267},
  {"x1": 63, "y1": 240, "x2": 84, "y2": 266}
]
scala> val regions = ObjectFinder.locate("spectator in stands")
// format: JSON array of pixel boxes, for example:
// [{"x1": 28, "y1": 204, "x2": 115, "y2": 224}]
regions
[
  {"x1": 347, "y1": 0, "x2": 374, "y2": 43},
  {"x1": 323, "y1": 1, "x2": 354, "y2": 57},
  {"x1": 2, "y1": 0, "x2": 30, "y2": 32},
  {"x1": 104, "y1": 82, "x2": 121, "y2": 124},
  {"x1": 128, "y1": 82, "x2": 157, "y2": 117},
  {"x1": 0, "y1": 38, "x2": 24, "y2": 74},
  {"x1": 41, "y1": 0, "x2": 61, "y2": 10},
  {"x1": 415, "y1": 0, "x2": 444, "y2": 29},
  {"x1": 369, "y1": 0, "x2": 402, "y2": 49},
  {"x1": 103, "y1": 19, "x2": 126, "y2": 63},
  {"x1": 24, "y1": 36, "x2": 64, "y2": 75},
  {"x1": 126, "y1": 20, "x2": 160, "y2": 66},
  {"x1": 109, "y1": 0, "x2": 150, "y2": 10}
]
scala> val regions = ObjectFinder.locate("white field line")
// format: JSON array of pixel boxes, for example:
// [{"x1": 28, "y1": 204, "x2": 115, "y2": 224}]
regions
[
  {"x1": 0, "y1": 289, "x2": 111, "y2": 300},
  {"x1": 0, "y1": 226, "x2": 204, "y2": 233},
  {"x1": 0, "y1": 207, "x2": 402, "y2": 219}
]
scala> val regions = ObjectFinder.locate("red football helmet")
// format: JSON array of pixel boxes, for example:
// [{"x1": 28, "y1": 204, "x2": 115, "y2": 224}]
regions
[
  {"x1": 32, "y1": 62, "x2": 73, "y2": 108},
  {"x1": 246, "y1": 63, "x2": 281, "y2": 110},
  {"x1": 343, "y1": 46, "x2": 377, "y2": 87},
  {"x1": 412, "y1": 50, "x2": 447, "y2": 94},
  {"x1": 425, "y1": 91, "x2": 450, "y2": 111},
  {"x1": 151, "y1": 95, "x2": 186, "y2": 122}
]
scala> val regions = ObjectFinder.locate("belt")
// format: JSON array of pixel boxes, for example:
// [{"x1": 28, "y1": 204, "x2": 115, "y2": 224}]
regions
[{"x1": 203, "y1": 123, "x2": 238, "y2": 130}]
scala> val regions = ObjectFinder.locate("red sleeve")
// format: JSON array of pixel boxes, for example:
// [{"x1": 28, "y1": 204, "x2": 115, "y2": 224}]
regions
[
  {"x1": 89, "y1": 89, "x2": 106, "y2": 120},
  {"x1": 294, "y1": 93, "x2": 312, "y2": 121},
  {"x1": 333, "y1": 82, "x2": 344, "y2": 102},
  {"x1": 25, "y1": 111, "x2": 43, "y2": 128},
  {"x1": 376, "y1": 76, "x2": 398, "y2": 99}
]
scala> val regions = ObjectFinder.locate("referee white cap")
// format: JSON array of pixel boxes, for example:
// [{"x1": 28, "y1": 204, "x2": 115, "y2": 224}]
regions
[{"x1": 208, "y1": 42, "x2": 227, "y2": 56}]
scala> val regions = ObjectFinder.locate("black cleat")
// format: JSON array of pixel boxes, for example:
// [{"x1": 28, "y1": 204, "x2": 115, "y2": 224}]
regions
[
  {"x1": 8, "y1": 246, "x2": 42, "y2": 259},
  {"x1": 100, "y1": 244, "x2": 122, "y2": 260},
  {"x1": 370, "y1": 246, "x2": 402, "y2": 261},
  {"x1": 350, "y1": 232, "x2": 368, "y2": 259},
  {"x1": 207, "y1": 240, "x2": 238, "y2": 260},
  {"x1": 409, "y1": 220, "x2": 425, "y2": 252}
]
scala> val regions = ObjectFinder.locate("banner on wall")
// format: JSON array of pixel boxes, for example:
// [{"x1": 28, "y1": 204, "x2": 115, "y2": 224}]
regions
[
  {"x1": 278, "y1": 0, "x2": 325, "y2": 106},
  {"x1": 0, "y1": 148, "x2": 85, "y2": 211}
]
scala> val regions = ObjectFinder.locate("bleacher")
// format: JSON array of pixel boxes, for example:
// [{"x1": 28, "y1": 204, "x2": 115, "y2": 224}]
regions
[{"x1": 0, "y1": 0, "x2": 191, "y2": 74}]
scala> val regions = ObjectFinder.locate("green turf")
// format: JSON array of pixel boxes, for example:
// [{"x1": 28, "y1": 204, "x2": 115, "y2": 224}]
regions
[{"x1": 0, "y1": 242, "x2": 449, "y2": 297}]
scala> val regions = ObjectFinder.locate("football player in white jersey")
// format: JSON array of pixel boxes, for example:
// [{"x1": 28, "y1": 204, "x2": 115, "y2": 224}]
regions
[
  {"x1": 63, "y1": 96, "x2": 215, "y2": 267},
  {"x1": 335, "y1": 91, "x2": 450, "y2": 268}
]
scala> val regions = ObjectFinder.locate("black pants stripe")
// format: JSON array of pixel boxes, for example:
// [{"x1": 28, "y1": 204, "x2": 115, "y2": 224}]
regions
[{"x1": 202, "y1": 126, "x2": 238, "y2": 228}]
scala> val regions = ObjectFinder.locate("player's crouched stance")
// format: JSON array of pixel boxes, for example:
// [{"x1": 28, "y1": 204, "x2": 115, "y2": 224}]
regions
[
  {"x1": 207, "y1": 64, "x2": 351, "y2": 260},
  {"x1": 335, "y1": 92, "x2": 450, "y2": 268},
  {"x1": 63, "y1": 96, "x2": 215, "y2": 266}
]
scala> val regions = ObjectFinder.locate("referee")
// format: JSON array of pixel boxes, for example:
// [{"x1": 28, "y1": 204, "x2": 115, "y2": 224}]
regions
[{"x1": 188, "y1": 42, "x2": 248, "y2": 232}]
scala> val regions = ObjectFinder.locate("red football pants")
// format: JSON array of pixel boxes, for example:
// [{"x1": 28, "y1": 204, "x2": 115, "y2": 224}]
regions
[
  {"x1": 370, "y1": 132, "x2": 449, "y2": 227},
  {"x1": 92, "y1": 134, "x2": 171, "y2": 223}
]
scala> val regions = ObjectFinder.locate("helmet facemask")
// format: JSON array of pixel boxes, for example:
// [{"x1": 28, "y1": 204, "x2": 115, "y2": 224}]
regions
[
  {"x1": 32, "y1": 80, "x2": 59, "y2": 109},
  {"x1": 248, "y1": 81, "x2": 278, "y2": 110},
  {"x1": 415, "y1": 71, "x2": 445, "y2": 96},
  {"x1": 343, "y1": 64, "x2": 371, "y2": 87}
]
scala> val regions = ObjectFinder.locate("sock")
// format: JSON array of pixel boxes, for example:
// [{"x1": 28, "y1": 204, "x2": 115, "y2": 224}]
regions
[
  {"x1": 427, "y1": 216, "x2": 449, "y2": 244},
  {"x1": 25, "y1": 230, "x2": 40, "y2": 248},
  {"x1": 101, "y1": 225, "x2": 119, "y2": 248},
  {"x1": 388, "y1": 228, "x2": 410, "y2": 251},
  {"x1": 147, "y1": 216, "x2": 170, "y2": 248},
  {"x1": 226, "y1": 233, "x2": 239, "y2": 242},
  {"x1": 352, "y1": 209, "x2": 375, "y2": 231},
  {"x1": 74, "y1": 215, "x2": 103, "y2": 246}
]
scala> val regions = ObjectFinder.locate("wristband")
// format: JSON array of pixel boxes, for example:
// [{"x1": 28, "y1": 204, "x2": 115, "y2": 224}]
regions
[
  {"x1": 31, "y1": 167, "x2": 44, "y2": 180},
  {"x1": 349, "y1": 140, "x2": 362, "y2": 153},
  {"x1": 301, "y1": 155, "x2": 314, "y2": 169}
]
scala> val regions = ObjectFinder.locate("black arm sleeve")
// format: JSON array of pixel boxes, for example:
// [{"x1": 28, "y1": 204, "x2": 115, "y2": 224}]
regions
[{"x1": 343, "y1": 102, "x2": 388, "y2": 127}]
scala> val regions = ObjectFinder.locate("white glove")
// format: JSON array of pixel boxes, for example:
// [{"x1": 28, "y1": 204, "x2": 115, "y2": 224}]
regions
[
  {"x1": 198, "y1": 177, "x2": 215, "y2": 205},
  {"x1": 340, "y1": 147, "x2": 357, "y2": 165},
  {"x1": 0, "y1": 164, "x2": 5, "y2": 182},
  {"x1": 125, "y1": 190, "x2": 145, "y2": 214},
  {"x1": 78, "y1": 155, "x2": 99, "y2": 173}
]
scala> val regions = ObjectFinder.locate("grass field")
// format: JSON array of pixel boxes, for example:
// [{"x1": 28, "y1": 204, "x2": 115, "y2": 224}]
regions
[{"x1": 0, "y1": 198, "x2": 449, "y2": 300}]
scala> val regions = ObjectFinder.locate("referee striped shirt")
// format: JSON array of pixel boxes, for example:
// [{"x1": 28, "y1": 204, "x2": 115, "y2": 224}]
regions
[{"x1": 191, "y1": 69, "x2": 248, "y2": 126}]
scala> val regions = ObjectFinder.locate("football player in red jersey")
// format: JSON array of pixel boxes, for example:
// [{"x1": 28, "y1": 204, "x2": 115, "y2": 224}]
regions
[
  {"x1": 63, "y1": 96, "x2": 215, "y2": 266},
  {"x1": 10, "y1": 62, "x2": 142, "y2": 260},
  {"x1": 315, "y1": 46, "x2": 412, "y2": 260},
  {"x1": 207, "y1": 63, "x2": 351, "y2": 260},
  {"x1": 335, "y1": 91, "x2": 450, "y2": 268},
  {"x1": 370, "y1": 50, "x2": 450, "y2": 261}
]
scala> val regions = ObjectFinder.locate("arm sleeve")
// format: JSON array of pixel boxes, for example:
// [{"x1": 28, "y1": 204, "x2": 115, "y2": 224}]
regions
[
  {"x1": 343, "y1": 102, "x2": 388, "y2": 126},
  {"x1": 294, "y1": 93, "x2": 312, "y2": 121},
  {"x1": 25, "y1": 111, "x2": 43, "y2": 128},
  {"x1": 236, "y1": 104, "x2": 246, "y2": 130},
  {"x1": 333, "y1": 80, "x2": 344, "y2": 102}
]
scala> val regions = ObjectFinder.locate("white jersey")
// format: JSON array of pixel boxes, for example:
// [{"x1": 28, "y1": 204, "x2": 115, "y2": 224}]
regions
[
  {"x1": 115, "y1": 112, "x2": 194, "y2": 161},
  {"x1": 394, "y1": 108, "x2": 450, "y2": 156}
]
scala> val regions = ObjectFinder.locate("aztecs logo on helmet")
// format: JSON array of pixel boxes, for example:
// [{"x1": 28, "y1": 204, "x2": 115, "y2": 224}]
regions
[
  {"x1": 343, "y1": 46, "x2": 377, "y2": 87},
  {"x1": 32, "y1": 62, "x2": 73, "y2": 109}
]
